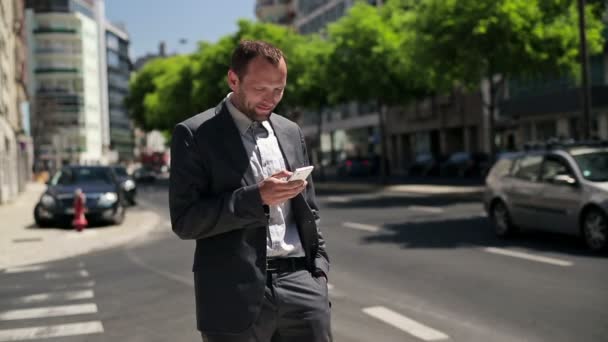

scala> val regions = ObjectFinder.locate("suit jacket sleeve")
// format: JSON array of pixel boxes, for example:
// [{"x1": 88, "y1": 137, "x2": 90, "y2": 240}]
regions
[
  {"x1": 169, "y1": 123, "x2": 267, "y2": 240},
  {"x1": 298, "y1": 128, "x2": 330, "y2": 276}
]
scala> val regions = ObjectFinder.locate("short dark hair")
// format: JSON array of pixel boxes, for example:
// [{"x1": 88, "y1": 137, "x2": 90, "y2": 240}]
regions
[{"x1": 230, "y1": 40, "x2": 284, "y2": 79}]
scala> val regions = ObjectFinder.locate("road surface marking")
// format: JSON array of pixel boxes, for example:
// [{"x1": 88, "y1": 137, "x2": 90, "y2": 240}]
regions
[
  {"x1": 0, "y1": 304, "x2": 98, "y2": 321},
  {"x1": 342, "y1": 222, "x2": 380, "y2": 232},
  {"x1": 3, "y1": 265, "x2": 46, "y2": 274},
  {"x1": 363, "y1": 306, "x2": 449, "y2": 341},
  {"x1": 44, "y1": 270, "x2": 89, "y2": 280},
  {"x1": 326, "y1": 196, "x2": 351, "y2": 203},
  {"x1": 408, "y1": 206, "x2": 444, "y2": 214},
  {"x1": 0, "y1": 321, "x2": 103, "y2": 341},
  {"x1": 11, "y1": 290, "x2": 94, "y2": 305},
  {"x1": 484, "y1": 247, "x2": 573, "y2": 267}
]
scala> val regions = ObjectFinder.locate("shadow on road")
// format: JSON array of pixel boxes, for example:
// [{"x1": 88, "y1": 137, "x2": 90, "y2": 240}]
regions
[
  {"x1": 362, "y1": 216, "x2": 607, "y2": 258},
  {"x1": 323, "y1": 194, "x2": 480, "y2": 208}
]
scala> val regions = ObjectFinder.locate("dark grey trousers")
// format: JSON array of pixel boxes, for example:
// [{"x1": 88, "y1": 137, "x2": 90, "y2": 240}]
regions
[{"x1": 201, "y1": 270, "x2": 332, "y2": 342}]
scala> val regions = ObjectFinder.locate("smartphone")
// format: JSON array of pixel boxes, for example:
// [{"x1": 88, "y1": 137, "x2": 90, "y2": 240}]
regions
[{"x1": 287, "y1": 166, "x2": 314, "y2": 182}]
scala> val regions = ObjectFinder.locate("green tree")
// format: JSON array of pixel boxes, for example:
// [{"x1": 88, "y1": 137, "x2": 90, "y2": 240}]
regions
[
  {"x1": 125, "y1": 55, "x2": 195, "y2": 132},
  {"x1": 327, "y1": 1, "x2": 427, "y2": 182},
  {"x1": 191, "y1": 20, "x2": 307, "y2": 116},
  {"x1": 412, "y1": 0, "x2": 606, "y2": 154},
  {"x1": 290, "y1": 35, "x2": 333, "y2": 178}
]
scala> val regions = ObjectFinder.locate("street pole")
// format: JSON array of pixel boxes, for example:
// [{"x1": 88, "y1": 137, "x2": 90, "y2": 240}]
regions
[{"x1": 577, "y1": 0, "x2": 593, "y2": 140}]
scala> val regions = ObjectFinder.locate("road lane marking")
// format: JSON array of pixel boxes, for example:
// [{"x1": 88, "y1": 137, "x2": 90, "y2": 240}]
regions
[
  {"x1": 44, "y1": 270, "x2": 89, "y2": 280},
  {"x1": 326, "y1": 196, "x2": 351, "y2": 203},
  {"x1": 0, "y1": 303, "x2": 98, "y2": 321},
  {"x1": 11, "y1": 290, "x2": 94, "y2": 305},
  {"x1": 3, "y1": 265, "x2": 46, "y2": 274},
  {"x1": 363, "y1": 306, "x2": 449, "y2": 341},
  {"x1": 408, "y1": 206, "x2": 444, "y2": 214},
  {"x1": 484, "y1": 247, "x2": 573, "y2": 267},
  {"x1": 0, "y1": 321, "x2": 104, "y2": 341},
  {"x1": 342, "y1": 222, "x2": 380, "y2": 232}
]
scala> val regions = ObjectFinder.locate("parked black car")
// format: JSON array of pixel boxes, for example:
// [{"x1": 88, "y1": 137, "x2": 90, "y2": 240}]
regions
[
  {"x1": 111, "y1": 165, "x2": 137, "y2": 205},
  {"x1": 407, "y1": 154, "x2": 442, "y2": 177},
  {"x1": 133, "y1": 166, "x2": 157, "y2": 184},
  {"x1": 337, "y1": 156, "x2": 374, "y2": 177},
  {"x1": 440, "y1": 152, "x2": 491, "y2": 177},
  {"x1": 34, "y1": 166, "x2": 126, "y2": 227}
]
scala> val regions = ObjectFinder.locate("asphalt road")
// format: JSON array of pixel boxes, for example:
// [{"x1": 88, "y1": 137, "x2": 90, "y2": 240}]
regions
[{"x1": 1, "y1": 181, "x2": 607, "y2": 342}]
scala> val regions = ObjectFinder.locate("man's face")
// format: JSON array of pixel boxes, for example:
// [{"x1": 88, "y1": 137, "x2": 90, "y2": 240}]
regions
[{"x1": 228, "y1": 56, "x2": 287, "y2": 122}]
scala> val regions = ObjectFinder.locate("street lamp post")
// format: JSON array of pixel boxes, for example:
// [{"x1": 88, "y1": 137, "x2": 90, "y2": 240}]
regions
[{"x1": 577, "y1": 0, "x2": 593, "y2": 140}]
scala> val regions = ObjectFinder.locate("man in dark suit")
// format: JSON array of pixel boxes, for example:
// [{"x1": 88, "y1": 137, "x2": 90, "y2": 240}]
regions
[{"x1": 169, "y1": 40, "x2": 331, "y2": 342}]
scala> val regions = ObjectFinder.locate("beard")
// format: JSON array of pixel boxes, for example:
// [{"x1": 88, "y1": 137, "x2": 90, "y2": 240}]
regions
[{"x1": 233, "y1": 93, "x2": 273, "y2": 122}]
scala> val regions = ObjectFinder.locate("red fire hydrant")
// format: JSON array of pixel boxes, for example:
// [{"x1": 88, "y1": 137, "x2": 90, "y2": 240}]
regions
[{"x1": 72, "y1": 188, "x2": 88, "y2": 232}]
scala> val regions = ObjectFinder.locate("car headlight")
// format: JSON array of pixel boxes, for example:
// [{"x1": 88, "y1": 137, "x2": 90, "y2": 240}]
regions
[
  {"x1": 98, "y1": 192, "x2": 118, "y2": 207},
  {"x1": 40, "y1": 194, "x2": 55, "y2": 207},
  {"x1": 122, "y1": 180, "x2": 135, "y2": 191}
]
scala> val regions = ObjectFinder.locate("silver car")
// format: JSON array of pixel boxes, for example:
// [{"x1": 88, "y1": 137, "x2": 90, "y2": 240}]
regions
[{"x1": 484, "y1": 145, "x2": 608, "y2": 251}]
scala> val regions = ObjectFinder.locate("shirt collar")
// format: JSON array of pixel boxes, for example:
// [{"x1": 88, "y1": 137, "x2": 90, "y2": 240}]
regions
[
  {"x1": 225, "y1": 93, "x2": 273, "y2": 136},
  {"x1": 225, "y1": 93, "x2": 253, "y2": 136}
]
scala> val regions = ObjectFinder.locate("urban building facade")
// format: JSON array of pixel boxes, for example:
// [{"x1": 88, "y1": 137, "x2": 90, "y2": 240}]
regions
[
  {"x1": 498, "y1": 48, "x2": 608, "y2": 150},
  {"x1": 0, "y1": 0, "x2": 33, "y2": 204},
  {"x1": 255, "y1": 0, "x2": 297, "y2": 26},
  {"x1": 277, "y1": 1, "x2": 608, "y2": 177},
  {"x1": 105, "y1": 20, "x2": 133, "y2": 161},
  {"x1": 25, "y1": 0, "x2": 109, "y2": 172}
]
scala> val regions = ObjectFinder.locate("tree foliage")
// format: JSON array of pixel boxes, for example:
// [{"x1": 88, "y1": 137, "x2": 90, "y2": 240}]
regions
[{"x1": 126, "y1": 0, "x2": 606, "y2": 142}]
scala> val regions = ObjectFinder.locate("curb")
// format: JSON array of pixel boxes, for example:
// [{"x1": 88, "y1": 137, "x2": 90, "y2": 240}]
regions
[{"x1": 314, "y1": 182, "x2": 485, "y2": 196}]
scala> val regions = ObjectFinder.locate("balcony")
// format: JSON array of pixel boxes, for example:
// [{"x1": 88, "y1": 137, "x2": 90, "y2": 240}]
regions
[
  {"x1": 34, "y1": 27, "x2": 78, "y2": 34},
  {"x1": 256, "y1": 0, "x2": 295, "y2": 23},
  {"x1": 35, "y1": 67, "x2": 79, "y2": 74}
]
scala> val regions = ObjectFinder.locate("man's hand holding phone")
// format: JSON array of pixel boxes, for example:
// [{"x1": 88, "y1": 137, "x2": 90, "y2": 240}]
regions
[{"x1": 259, "y1": 169, "x2": 308, "y2": 206}]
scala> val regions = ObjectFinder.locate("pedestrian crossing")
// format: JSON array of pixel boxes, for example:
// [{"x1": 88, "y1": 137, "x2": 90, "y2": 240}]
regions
[{"x1": 0, "y1": 262, "x2": 104, "y2": 341}]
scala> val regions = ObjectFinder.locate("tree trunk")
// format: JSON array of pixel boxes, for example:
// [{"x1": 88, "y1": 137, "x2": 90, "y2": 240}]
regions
[
  {"x1": 488, "y1": 76, "x2": 496, "y2": 157},
  {"x1": 378, "y1": 101, "x2": 389, "y2": 184},
  {"x1": 316, "y1": 106, "x2": 325, "y2": 181},
  {"x1": 487, "y1": 73, "x2": 503, "y2": 158}
]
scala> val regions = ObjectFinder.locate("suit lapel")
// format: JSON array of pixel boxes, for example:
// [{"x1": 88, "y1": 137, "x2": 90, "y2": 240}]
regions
[
  {"x1": 214, "y1": 103, "x2": 256, "y2": 186},
  {"x1": 269, "y1": 114, "x2": 296, "y2": 171}
]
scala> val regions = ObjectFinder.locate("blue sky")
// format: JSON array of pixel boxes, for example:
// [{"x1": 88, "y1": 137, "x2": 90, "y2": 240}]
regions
[{"x1": 105, "y1": 0, "x2": 256, "y2": 59}]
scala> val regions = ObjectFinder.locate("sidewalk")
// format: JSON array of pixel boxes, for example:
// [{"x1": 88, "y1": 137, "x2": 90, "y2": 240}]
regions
[
  {"x1": 314, "y1": 179, "x2": 485, "y2": 196},
  {"x1": 0, "y1": 182, "x2": 161, "y2": 270}
]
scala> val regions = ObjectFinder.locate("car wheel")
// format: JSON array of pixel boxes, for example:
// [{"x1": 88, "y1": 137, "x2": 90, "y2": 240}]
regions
[
  {"x1": 34, "y1": 204, "x2": 53, "y2": 228},
  {"x1": 491, "y1": 200, "x2": 516, "y2": 237},
  {"x1": 582, "y1": 208, "x2": 607, "y2": 252},
  {"x1": 112, "y1": 205, "x2": 126, "y2": 226}
]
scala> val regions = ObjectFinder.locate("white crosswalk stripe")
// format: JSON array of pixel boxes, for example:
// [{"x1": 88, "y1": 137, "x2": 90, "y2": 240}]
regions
[
  {"x1": 0, "y1": 303, "x2": 98, "y2": 321},
  {"x1": 10, "y1": 290, "x2": 94, "y2": 305},
  {"x1": 0, "y1": 321, "x2": 104, "y2": 341},
  {"x1": 0, "y1": 263, "x2": 105, "y2": 340},
  {"x1": 3, "y1": 265, "x2": 47, "y2": 274},
  {"x1": 44, "y1": 269, "x2": 89, "y2": 280}
]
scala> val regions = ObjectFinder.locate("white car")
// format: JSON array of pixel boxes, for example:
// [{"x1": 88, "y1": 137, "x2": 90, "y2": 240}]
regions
[{"x1": 484, "y1": 144, "x2": 608, "y2": 251}]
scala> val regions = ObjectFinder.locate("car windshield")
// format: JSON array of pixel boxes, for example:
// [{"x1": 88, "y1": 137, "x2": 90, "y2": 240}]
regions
[
  {"x1": 51, "y1": 168, "x2": 114, "y2": 185},
  {"x1": 113, "y1": 167, "x2": 128, "y2": 177},
  {"x1": 449, "y1": 152, "x2": 469, "y2": 162},
  {"x1": 416, "y1": 154, "x2": 432, "y2": 163},
  {"x1": 573, "y1": 152, "x2": 608, "y2": 182}
]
